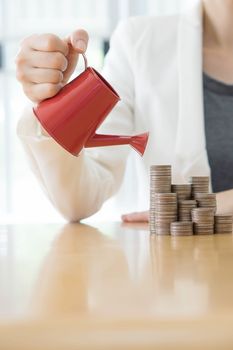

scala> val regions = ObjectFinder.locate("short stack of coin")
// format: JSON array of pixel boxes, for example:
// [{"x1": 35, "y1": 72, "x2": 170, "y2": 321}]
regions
[
  {"x1": 150, "y1": 165, "x2": 171, "y2": 193},
  {"x1": 171, "y1": 222, "x2": 193, "y2": 236},
  {"x1": 194, "y1": 193, "x2": 217, "y2": 213},
  {"x1": 171, "y1": 184, "x2": 192, "y2": 201},
  {"x1": 214, "y1": 215, "x2": 233, "y2": 234},
  {"x1": 178, "y1": 200, "x2": 197, "y2": 221},
  {"x1": 190, "y1": 176, "x2": 209, "y2": 197},
  {"x1": 192, "y1": 208, "x2": 215, "y2": 235},
  {"x1": 153, "y1": 193, "x2": 177, "y2": 235}
]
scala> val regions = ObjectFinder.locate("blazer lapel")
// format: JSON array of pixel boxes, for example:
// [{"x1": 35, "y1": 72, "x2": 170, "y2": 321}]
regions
[{"x1": 173, "y1": 1, "x2": 211, "y2": 182}]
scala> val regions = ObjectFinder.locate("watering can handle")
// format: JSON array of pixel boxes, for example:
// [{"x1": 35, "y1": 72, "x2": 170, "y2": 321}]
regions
[{"x1": 81, "y1": 53, "x2": 88, "y2": 71}]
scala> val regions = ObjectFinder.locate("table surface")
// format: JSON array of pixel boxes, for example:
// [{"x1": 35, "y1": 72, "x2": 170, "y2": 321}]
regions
[{"x1": 0, "y1": 222, "x2": 233, "y2": 350}]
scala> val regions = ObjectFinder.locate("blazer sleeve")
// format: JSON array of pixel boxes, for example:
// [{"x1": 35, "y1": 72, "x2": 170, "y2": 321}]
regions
[{"x1": 17, "y1": 20, "x2": 135, "y2": 221}]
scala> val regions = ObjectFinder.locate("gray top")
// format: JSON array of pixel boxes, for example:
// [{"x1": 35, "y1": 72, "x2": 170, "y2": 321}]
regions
[{"x1": 203, "y1": 73, "x2": 233, "y2": 192}]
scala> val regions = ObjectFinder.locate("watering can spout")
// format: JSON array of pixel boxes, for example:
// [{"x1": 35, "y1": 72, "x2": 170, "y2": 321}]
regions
[{"x1": 85, "y1": 132, "x2": 149, "y2": 156}]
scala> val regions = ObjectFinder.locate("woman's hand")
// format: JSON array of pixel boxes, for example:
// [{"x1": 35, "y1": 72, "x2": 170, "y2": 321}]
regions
[
  {"x1": 121, "y1": 211, "x2": 149, "y2": 223},
  {"x1": 15, "y1": 29, "x2": 89, "y2": 103}
]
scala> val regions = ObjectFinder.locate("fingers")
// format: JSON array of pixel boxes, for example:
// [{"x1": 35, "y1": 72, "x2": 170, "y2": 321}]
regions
[
  {"x1": 22, "y1": 33, "x2": 69, "y2": 55},
  {"x1": 16, "y1": 35, "x2": 69, "y2": 73},
  {"x1": 62, "y1": 29, "x2": 89, "y2": 84},
  {"x1": 121, "y1": 211, "x2": 149, "y2": 223},
  {"x1": 16, "y1": 34, "x2": 69, "y2": 102},
  {"x1": 23, "y1": 82, "x2": 63, "y2": 103},
  {"x1": 15, "y1": 29, "x2": 89, "y2": 103},
  {"x1": 17, "y1": 67, "x2": 63, "y2": 84},
  {"x1": 69, "y1": 29, "x2": 89, "y2": 52},
  {"x1": 27, "y1": 51, "x2": 68, "y2": 71}
]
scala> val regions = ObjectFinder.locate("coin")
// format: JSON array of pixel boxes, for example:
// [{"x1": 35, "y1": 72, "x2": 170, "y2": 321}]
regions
[
  {"x1": 178, "y1": 200, "x2": 197, "y2": 221},
  {"x1": 150, "y1": 166, "x2": 174, "y2": 234},
  {"x1": 192, "y1": 208, "x2": 214, "y2": 235},
  {"x1": 190, "y1": 176, "x2": 210, "y2": 197},
  {"x1": 193, "y1": 223, "x2": 214, "y2": 235},
  {"x1": 150, "y1": 191, "x2": 177, "y2": 235},
  {"x1": 150, "y1": 165, "x2": 171, "y2": 194},
  {"x1": 194, "y1": 193, "x2": 217, "y2": 213},
  {"x1": 150, "y1": 165, "x2": 225, "y2": 236},
  {"x1": 171, "y1": 222, "x2": 193, "y2": 236},
  {"x1": 171, "y1": 184, "x2": 192, "y2": 201},
  {"x1": 214, "y1": 215, "x2": 233, "y2": 234}
]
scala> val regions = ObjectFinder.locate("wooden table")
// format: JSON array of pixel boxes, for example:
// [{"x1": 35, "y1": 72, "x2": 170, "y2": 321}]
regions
[{"x1": 0, "y1": 222, "x2": 233, "y2": 349}]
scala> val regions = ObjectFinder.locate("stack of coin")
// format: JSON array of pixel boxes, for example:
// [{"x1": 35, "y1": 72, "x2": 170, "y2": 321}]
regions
[
  {"x1": 150, "y1": 190, "x2": 156, "y2": 233},
  {"x1": 190, "y1": 176, "x2": 209, "y2": 197},
  {"x1": 150, "y1": 165, "x2": 233, "y2": 236},
  {"x1": 192, "y1": 208, "x2": 215, "y2": 235},
  {"x1": 214, "y1": 215, "x2": 233, "y2": 234},
  {"x1": 150, "y1": 195, "x2": 157, "y2": 234},
  {"x1": 171, "y1": 222, "x2": 193, "y2": 236},
  {"x1": 171, "y1": 184, "x2": 192, "y2": 201},
  {"x1": 194, "y1": 193, "x2": 217, "y2": 213},
  {"x1": 150, "y1": 165, "x2": 171, "y2": 193},
  {"x1": 178, "y1": 200, "x2": 197, "y2": 221},
  {"x1": 153, "y1": 193, "x2": 177, "y2": 235},
  {"x1": 150, "y1": 165, "x2": 172, "y2": 234}
]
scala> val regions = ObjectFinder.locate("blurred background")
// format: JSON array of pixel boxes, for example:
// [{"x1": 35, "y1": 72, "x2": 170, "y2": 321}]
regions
[{"x1": 0, "y1": 0, "x2": 196, "y2": 223}]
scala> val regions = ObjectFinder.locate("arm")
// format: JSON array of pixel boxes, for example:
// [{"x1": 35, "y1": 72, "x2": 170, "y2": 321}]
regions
[
  {"x1": 216, "y1": 189, "x2": 233, "y2": 215},
  {"x1": 17, "y1": 21, "x2": 135, "y2": 221}
]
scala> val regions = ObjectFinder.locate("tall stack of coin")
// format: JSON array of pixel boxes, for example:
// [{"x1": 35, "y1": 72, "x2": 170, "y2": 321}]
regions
[
  {"x1": 171, "y1": 222, "x2": 193, "y2": 236},
  {"x1": 153, "y1": 193, "x2": 177, "y2": 235},
  {"x1": 150, "y1": 165, "x2": 172, "y2": 234},
  {"x1": 214, "y1": 215, "x2": 233, "y2": 234},
  {"x1": 194, "y1": 193, "x2": 217, "y2": 213},
  {"x1": 178, "y1": 200, "x2": 197, "y2": 221},
  {"x1": 171, "y1": 184, "x2": 192, "y2": 201},
  {"x1": 150, "y1": 187, "x2": 157, "y2": 234},
  {"x1": 190, "y1": 176, "x2": 209, "y2": 197},
  {"x1": 192, "y1": 208, "x2": 215, "y2": 235}
]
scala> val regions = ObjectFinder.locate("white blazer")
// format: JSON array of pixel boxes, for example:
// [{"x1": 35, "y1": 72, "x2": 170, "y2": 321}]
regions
[{"x1": 17, "y1": 0, "x2": 210, "y2": 221}]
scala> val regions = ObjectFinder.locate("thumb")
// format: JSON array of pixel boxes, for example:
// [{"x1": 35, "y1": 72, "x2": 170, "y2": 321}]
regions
[
  {"x1": 121, "y1": 211, "x2": 149, "y2": 223},
  {"x1": 62, "y1": 29, "x2": 89, "y2": 84}
]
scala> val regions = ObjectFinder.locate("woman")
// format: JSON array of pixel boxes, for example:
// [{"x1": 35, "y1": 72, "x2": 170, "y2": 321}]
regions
[{"x1": 16, "y1": 0, "x2": 233, "y2": 222}]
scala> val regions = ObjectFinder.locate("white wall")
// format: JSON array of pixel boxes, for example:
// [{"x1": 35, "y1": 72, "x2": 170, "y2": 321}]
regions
[{"x1": 147, "y1": 0, "x2": 198, "y2": 15}]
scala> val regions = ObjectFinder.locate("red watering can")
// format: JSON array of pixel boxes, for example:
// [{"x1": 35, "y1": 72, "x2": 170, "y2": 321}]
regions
[{"x1": 33, "y1": 54, "x2": 149, "y2": 156}]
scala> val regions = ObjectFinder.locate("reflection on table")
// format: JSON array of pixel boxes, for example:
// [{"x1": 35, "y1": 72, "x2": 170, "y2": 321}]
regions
[{"x1": 0, "y1": 222, "x2": 233, "y2": 349}]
